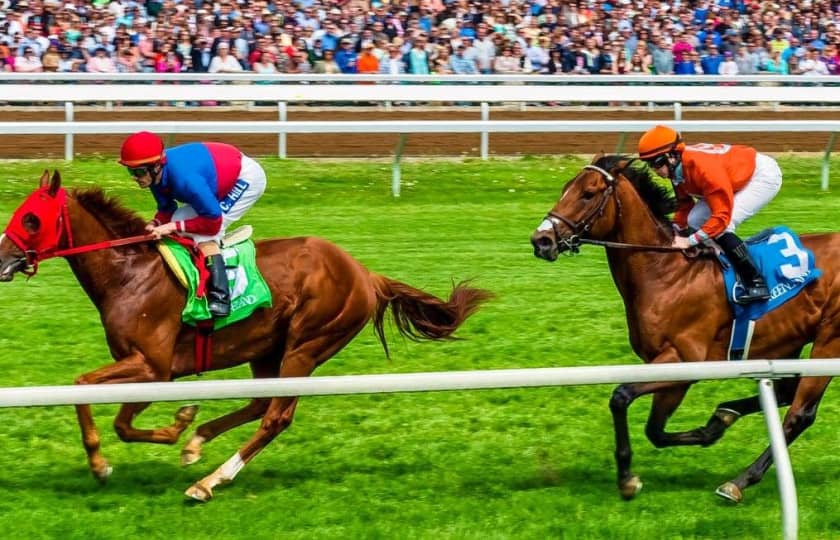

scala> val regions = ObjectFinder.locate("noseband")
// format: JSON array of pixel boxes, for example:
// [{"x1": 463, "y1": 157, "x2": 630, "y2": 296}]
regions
[{"x1": 543, "y1": 164, "x2": 618, "y2": 254}]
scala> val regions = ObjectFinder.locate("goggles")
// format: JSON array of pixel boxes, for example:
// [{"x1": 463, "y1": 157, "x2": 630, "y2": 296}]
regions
[
  {"x1": 646, "y1": 153, "x2": 671, "y2": 170},
  {"x1": 127, "y1": 165, "x2": 153, "y2": 178}
]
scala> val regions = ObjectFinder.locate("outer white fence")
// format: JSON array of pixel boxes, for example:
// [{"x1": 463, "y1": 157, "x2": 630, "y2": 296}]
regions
[
  {"x1": 2, "y1": 82, "x2": 840, "y2": 104},
  {"x1": 1, "y1": 358, "x2": 836, "y2": 540},
  {"x1": 1, "y1": 79, "x2": 838, "y2": 194},
  {"x1": 4, "y1": 118, "x2": 837, "y2": 195}
]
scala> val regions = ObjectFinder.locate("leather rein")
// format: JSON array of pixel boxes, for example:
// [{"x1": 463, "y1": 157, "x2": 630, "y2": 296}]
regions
[{"x1": 543, "y1": 164, "x2": 684, "y2": 254}]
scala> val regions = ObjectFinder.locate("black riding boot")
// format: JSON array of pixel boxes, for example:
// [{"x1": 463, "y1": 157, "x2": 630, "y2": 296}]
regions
[
  {"x1": 716, "y1": 232, "x2": 771, "y2": 304},
  {"x1": 205, "y1": 254, "x2": 231, "y2": 318}
]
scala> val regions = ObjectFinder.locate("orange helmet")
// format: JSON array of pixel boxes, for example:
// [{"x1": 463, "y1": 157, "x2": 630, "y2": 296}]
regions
[
  {"x1": 119, "y1": 131, "x2": 165, "y2": 167},
  {"x1": 638, "y1": 125, "x2": 683, "y2": 160}
]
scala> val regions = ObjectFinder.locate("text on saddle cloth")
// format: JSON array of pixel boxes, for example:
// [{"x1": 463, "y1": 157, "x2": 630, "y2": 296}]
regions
[
  {"x1": 720, "y1": 226, "x2": 822, "y2": 360},
  {"x1": 157, "y1": 234, "x2": 271, "y2": 330}
]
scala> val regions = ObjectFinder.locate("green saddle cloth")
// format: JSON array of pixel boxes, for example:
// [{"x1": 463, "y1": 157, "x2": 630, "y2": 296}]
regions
[{"x1": 161, "y1": 238, "x2": 272, "y2": 330}]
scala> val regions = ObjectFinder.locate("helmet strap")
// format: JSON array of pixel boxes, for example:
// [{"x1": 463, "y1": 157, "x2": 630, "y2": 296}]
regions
[{"x1": 665, "y1": 150, "x2": 681, "y2": 179}]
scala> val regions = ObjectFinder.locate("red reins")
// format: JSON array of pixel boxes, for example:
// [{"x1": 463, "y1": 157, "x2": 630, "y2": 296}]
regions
[{"x1": 47, "y1": 234, "x2": 157, "y2": 259}]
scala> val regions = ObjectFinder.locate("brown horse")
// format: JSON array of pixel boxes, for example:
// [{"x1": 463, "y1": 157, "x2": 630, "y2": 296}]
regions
[
  {"x1": 530, "y1": 155, "x2": 840, "y2": 503},
  {"x1": 0, "y1": 171, "x2": 492, "y2": 502}
]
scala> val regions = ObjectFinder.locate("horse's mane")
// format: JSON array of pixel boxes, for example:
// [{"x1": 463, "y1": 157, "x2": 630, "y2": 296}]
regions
[
  {"x1": 71, "y1": 187, "x2": 148, "y2": 238},
  {"x1": 593, "y1": 154, "x2": 677, "y2": 226}
]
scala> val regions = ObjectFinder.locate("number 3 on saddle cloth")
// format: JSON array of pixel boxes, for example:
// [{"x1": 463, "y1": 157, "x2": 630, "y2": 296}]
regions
[
  {"x1": 157, "y1": 228, "x2": 273, "y2": 373},
  {"x1": 722, "y1": 226, "x2": 822, "y2": 360}
]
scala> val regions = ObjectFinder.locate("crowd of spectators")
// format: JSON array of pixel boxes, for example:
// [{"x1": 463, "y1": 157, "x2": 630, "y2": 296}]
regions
[{"x1": 1, "y1": 0, "x2": 840, "y2": 76}]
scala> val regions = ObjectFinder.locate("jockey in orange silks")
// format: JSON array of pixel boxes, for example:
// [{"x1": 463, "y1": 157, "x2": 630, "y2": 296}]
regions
[{"x1": 638, "y1": 125, "x2": 782, "y2": 304}]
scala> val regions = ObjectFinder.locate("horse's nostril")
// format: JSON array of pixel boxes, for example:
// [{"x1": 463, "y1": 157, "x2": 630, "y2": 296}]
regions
[{"x1": 537, "y1": 236, "x2": 553, "y2": 247}]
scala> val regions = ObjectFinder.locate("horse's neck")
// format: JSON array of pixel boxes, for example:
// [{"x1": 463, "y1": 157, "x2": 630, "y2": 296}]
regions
[
  {"x1": 605, "y1": 184, "x2": 688, "y2": 300},
  {"x1": 64, "y1": 200, "x2": 158, "y2": 307}
]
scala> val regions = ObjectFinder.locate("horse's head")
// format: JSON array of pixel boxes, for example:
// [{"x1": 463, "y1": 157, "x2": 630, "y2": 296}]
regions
[
  {"x1": 530, "y1": 157, "x2": 624, "y2": 261},
  {"x1": 0, "y1": 170, "x2": 67, "y2": 281}
]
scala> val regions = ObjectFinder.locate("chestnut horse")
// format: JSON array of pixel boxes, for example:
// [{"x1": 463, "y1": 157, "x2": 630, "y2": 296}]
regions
[
  {"x1": 530, "y1": 155, "x2": 840, "y2": 503},
  {"x1": 0, "y1": 171, "x2": 491, "y2": 502}
]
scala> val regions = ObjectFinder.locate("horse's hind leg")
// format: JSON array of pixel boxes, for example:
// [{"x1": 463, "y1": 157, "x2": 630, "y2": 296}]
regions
[
  {"x1": 112, "y1": 402, "x2": 199, "y2": 444},
  {"x1": 715, "y1": 333, "x2": 837, "y2": 503},
  {"x1": 715, "y1": 375, "x2": 830, "y2": 503},
  {"x1": 185, "y1": 319, "x2": 366, "y2": 502},
  {"x1": 181, "y1": 358, "x2": 278, "y2": 466}
]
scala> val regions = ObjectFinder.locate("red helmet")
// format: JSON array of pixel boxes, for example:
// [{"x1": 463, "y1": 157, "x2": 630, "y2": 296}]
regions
[{"x1": 119, "y1": 131, "x2": 165, "y2": 167}]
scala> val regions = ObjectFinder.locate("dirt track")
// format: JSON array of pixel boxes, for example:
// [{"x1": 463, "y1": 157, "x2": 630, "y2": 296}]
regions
[{"x1": 3, "y1": 106, "x2": 839, "y2": 159}]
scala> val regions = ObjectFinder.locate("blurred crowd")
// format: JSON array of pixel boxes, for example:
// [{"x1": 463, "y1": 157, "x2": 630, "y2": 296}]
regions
[{"x1": 1, "y1": 0, "x2": 840, "y2": 76}]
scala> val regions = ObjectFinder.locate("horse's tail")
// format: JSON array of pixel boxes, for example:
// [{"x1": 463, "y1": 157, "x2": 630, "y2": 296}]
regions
[{"x1": 370, "y1": 274, "x2": 493, "y2": 358}]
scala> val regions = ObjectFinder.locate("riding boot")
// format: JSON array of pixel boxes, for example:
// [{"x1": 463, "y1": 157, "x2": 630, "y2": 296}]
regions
[
  {"x1": 716, "y1": 232, "x2": 771, "y2": 304},
  {"x1": 205, "y1": 254, "x2": 231, "y2": 318}
]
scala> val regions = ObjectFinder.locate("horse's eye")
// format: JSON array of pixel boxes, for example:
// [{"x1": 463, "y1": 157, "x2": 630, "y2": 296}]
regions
[
  {"x1": 22, "y1": 213, "x2": 41, "y2": 234},
  {"x1": 582, "y1": 191, "x2": 596, "y2": 200}
]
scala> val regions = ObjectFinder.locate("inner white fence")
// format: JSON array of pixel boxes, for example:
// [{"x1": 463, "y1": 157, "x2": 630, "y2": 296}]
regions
[{"x1": 2, "y1": 358, "x2": 837, "y2": 540}]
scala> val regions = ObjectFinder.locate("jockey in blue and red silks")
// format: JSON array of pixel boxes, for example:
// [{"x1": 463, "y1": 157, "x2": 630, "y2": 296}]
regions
[{"x1": 119, "y1": 131, "x2": 267, "y2": 318}]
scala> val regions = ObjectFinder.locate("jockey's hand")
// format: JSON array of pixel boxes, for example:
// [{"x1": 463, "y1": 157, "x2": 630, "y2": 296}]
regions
[
  {"x1": 145, "y1": 220, "x2": 160, "y2": 232},
  {"x1": 671, "y1": 235, "x2": 692, "y2": 250},
  {"x1": 149, "y1": 222, "x2": 177, "y2": 239}
]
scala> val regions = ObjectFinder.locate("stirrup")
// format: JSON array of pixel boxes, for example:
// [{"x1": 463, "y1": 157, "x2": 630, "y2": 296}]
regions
[
  {"x1": 208, "y1": 300, "x2": 230, "y2": 318},
  {"x1": 734, "y1": 283, "x2": 771, "y2": 304}
]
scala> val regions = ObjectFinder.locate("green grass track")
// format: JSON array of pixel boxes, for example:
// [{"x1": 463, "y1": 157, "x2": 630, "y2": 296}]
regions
[{"x1": 0, "y1": 155, "x2": 839, "y2": 539}]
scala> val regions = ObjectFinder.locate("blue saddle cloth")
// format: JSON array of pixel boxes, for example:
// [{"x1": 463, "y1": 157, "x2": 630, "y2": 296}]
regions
[{"x1": 721, "y1": 226, "x2": 821, "y2": 359}]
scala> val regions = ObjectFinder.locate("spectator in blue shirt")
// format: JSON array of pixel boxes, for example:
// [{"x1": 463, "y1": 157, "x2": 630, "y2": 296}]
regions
[
  {"x1": 701, "y1": 44, "x2": 724, "y2": 74},
  {"x1": 449, "y1": 45, "x2": 478, "y2": 74},
  {"x1": 334, "y1": 39, "x2": 358, "y2": 73}
]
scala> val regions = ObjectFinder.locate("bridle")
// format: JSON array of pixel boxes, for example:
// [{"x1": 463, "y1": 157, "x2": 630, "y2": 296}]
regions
[
  {"x1": 541, "y1": 163, "x2": 684, "y2": 254},
  {"x1": 4, "y1": 188, "x2": 154, "y2": 277}
]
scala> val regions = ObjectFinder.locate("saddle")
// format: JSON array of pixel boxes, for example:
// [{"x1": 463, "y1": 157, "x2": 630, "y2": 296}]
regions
[
  {"x1": 706, "y1": 226, "x2": 822, "y2": 360},
  {"x1": 156, "y1": 225, "x2": 272, "y2": 329}
]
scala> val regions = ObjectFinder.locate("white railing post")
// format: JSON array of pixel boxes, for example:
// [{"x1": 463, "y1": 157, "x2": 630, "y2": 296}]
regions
[
  {"x1": 674, "y1": 102, "x2": 682, "y2": 121},
  {"x1": 64, "y1": 101, "x2": 73, "y2": 161},
  {"x1": 278, "y1": 101, "x2": 287, "y2": 159},
  {"x1": 758, "y1": 378, "x2": 798, "y2": 540},
  {"x1": 392, "y1": 133, "x2": 407, "y2": 197},
  {"x1": 821, "y1": 132, "x2": 836, "y2": 191},
  {"x1": 481, "y1": 102, "x2": 489, "y2": 160}
]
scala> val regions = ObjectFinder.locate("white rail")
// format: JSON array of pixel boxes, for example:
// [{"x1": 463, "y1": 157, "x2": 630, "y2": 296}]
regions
[
  {"x1": 0, "y1": 359, "x2": 826, "y2": 406},
  {"x1": 1, "y1": 84, "x2": 840, "y2": 103},
  {"x1": 6, "y1": 119, "x2": 836, "y2": 193},
  {"x1": 0, "y1": 358, "x2": 833, "y2": 540}
]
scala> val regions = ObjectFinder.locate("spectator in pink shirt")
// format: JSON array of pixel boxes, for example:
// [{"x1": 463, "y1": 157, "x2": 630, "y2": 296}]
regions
[
  {"x1": 86, "y1": 47, "x2": 117, "y2": 73},
  {"x1": 672, "y1": 31, "x2": 693, "y2": 63},
  {"x1": 14, "y1": 46, "x2": 42, "y2": 73}
]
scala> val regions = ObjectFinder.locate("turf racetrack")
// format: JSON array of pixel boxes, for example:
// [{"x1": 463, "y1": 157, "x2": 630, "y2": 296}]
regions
[{"x1": 0, "y1": 155, "x2": 838, "y2": 539}]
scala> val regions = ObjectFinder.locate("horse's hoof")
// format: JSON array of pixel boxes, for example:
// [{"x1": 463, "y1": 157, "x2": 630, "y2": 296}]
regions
[
  {"x1": 181, "y1": 449, "x2": 202, "y2": 467},
  {"x1": 619, "y1": 475, "x2": 643, "y2": 500},
  {"x1": 185, "y1": 482, "x2": 213, "y2": 502},
  {"x1": 175, "y1": 404, "x2": 199, "y2": 425},
  {"x1": 714, "y1": 408, "x2": 741, "y2": 428},
  {"x1": 92, "y1": 464, "x2": 113, "y2": 484},
  {"x1": 715, "y1": 482, "x2": 743, "y2": 503},
  {"x1": 181, "y1": 435, "x2": 205, "y2": 467}
]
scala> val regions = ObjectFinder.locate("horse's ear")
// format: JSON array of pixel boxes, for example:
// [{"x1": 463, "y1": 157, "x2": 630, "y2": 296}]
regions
[
  {"x1": 48, "y1": 170, "x2": 62, "y2": 196},
  {"x1": 39, "y1": 169, "x2": 49, "y2": 188},
  {"x1": 590, "y1": 152, "x2": 604, "y2": 164}
]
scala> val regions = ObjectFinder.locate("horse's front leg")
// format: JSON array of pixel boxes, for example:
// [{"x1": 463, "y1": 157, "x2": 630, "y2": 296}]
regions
[
  {"x1": 609, "y1": 348, "x2": 685, "y2": 500},
  {"x1": 74, "y1": 352, "x2": 163, "y2": 482},
  {"x1": 114, "y1": 402, "x2": 199, "y2": 444},
  {"x1": 671, "y1": 378, "x2": 798, "y2": 448},
  {"x1": 610, "y1": 379, "x2": 688, "y2": 499}
]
